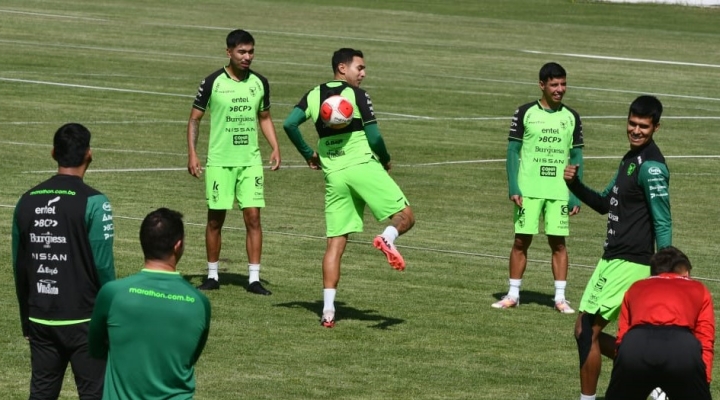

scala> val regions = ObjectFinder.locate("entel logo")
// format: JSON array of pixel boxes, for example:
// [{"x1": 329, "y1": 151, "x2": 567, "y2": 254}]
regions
[{"x1": 648, "y1": 167, "x2": 662, "y2": 175}]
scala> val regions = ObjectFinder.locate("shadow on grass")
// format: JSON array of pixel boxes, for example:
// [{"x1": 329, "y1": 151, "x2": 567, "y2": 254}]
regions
[
  {"x1": 182, "y1": 272, "x2": 271, "y2": 292},
  {"x1": 491, "y1": 290, "x2": 561, "y2": 311},
  {"x1": 274, "y1": 300, "x2": 405, "y2": 330}
]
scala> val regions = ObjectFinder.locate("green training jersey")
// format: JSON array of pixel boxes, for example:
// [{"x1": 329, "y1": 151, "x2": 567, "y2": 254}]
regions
[
  {"x1": 89, "y1": 269, "x2": 211, "y2": 400},
  {"x1": 193, "y1": 67, "x2": 271, "y2": 167},
  {"x1": 294, "y1": 80, "x2": 378, "y2": 173},
  {"x1": 508, "y1": 101, "x2": 584, "y2": 200}
]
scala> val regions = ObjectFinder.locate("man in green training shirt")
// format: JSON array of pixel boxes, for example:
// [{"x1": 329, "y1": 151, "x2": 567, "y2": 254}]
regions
[
  {"x1": 283, "y1": 48, "x2": 415, "y2": 328},
  {"x1": 492, "y1": 62, "x2": 584, "y2": 314},
  {"x1": 89, "y1": 208, "x2": 211, "y2": 400},
  {"x1": 187, "y1": 29, "x2": 280, "y2": 295}
]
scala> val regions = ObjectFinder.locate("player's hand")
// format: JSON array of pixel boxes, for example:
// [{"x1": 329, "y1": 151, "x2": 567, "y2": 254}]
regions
[
  {"x1": 187, "y1": 154, "x2": 203, "y2": 178},
  {"x1": 307, "y1": 152, "x2": 321, "y2": 170},
  {"x1": 268, "y1": 148, "x2": 281, "y2": 171},
  {"x1": 510, "y1": 194, "x2": 522, "y2": 207},
  {"x1": 383, "y1": 161, "x2": 392, "y2": 172},
  {"x1": 569, "y1": 205, "x2": 581, "y2": 216},
  {"x1": 564, "y1": 165, "x2": 579, "y2": 183}
]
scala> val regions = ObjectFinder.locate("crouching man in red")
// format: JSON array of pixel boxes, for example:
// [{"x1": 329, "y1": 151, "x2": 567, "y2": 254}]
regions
[{"x1": 605, "y1": 246, "x2": 714, "y2": 400}]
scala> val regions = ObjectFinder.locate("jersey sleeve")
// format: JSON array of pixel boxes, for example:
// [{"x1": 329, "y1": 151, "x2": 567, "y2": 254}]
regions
[
  {"x1": 506, "y1": 140, "x2": 522, "y2": 197},
  {"x1": 86, "y1": 194, "x2": 116, "y2": 285},
  {"x1": 12, "y1": 204, "x2": 30, "y2": 336},
  {"x1": 696, "y1": 285, "x2": 715, "y2": 383},
  {"x1": 192, "y1": 71, "x2": 220, "y2": 112},
  {"x1": 638, "y1": 161, "x2": 672, "y2": 249},
  {"x1": 88, "y1": 283, "x2": 115, "y2": 359},
  {"x1": 508, "y1": 106, "x2": 525, "y2": 142},
  {"x1": 259, "y1": 74, "x2": 271, "y2": 112},
  {"x1": 190, "y1": 293, "x2": 212, "y2": 365},
  {"x1": 615, "y1": 288, "x2": 633, "y2": 350},
  {"x1": 282, "y1": 107, "x2": 315, "y2": 160},
  {"x1": 571, "y1": 109, "x2": 584, "y2": 148},
  {"x1": 355, "y1": 89, "x2": 377, "y2": 125},
  {"x1": 364, "y1": 124, "x2": 390, "y2": 165},
  {"x1": 567, "y1": 171, "x2": 616, "y2": 215}
]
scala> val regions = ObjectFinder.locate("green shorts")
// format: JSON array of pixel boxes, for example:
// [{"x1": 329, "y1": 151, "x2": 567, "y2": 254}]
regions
[
  {"x1": 324, "y1": 161, "x2": 409, "y2": 237},
  {"x1": 579, "y1": 259, "x2": 650, "y2": 321},
  {"x1": 514, "y1": 197, "x2": 569, "y2": 236},
  {"x1": 205, "y1": 165, "x2": 265, "y2": 210}
]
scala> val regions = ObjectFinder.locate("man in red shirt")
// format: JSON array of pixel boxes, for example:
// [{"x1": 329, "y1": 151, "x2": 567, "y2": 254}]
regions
[{"x1": 605, "y1": 246, "x2": 714, "y2": 400}]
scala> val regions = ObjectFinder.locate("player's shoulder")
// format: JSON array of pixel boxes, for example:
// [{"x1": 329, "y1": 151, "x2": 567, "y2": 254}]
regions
[
  {"x1": 639, "y1": 141, "x2": 666, "y2": 164},
  {"x1": 560, "y1": 103, "x2": 582, "y2": 120},
  {"x1": 513, "y1": 101, "x2": 537, "y2": 115},
  {"x1": 200, "y1": 68, "x2": 225, "y2": 84},
  {"x1": 248, "y1": 69, "x2": 269, "y2": 84}
]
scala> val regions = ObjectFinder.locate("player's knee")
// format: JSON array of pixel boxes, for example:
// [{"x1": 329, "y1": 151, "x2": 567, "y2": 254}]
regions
[{"x1": 575, "y1": 313, "x2": 594, "y2": 368}]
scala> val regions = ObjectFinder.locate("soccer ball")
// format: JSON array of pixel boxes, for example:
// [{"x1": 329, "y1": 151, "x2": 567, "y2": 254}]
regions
[{"x1": 320, "y1": 95, "x2": 354, "y2": 129}]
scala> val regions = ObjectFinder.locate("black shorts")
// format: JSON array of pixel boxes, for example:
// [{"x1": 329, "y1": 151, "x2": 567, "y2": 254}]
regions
[
  {"x1": 28, "y1": 321, "x2": 105, "y2": 400},
  {"x1": 605, "y1": 325, "x2": 711, "y2": 400}
]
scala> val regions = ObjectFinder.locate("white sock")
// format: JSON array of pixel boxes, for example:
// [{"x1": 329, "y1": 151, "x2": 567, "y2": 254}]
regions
[
  {"x1": 554, "y1": 280, "x2": 567, "y2": 302},
  {"x1": 323, "y1": 288, "x2": 336, "y2": 313},
  {"x1": 207, "y1": 261, "x2": 219, "y2": 281},
  {"x1": 508, "y1": 279, "x2": 522, "y2": 299},
  {"x1": 381, "y1": 226, "x2": 399, "y2": 244},
  {"x1": 580, "y1": 394, "x2": 596, "y2": 400},
  {"x1": 248, "y1": 264, "x2": 260, "y2": 283}
]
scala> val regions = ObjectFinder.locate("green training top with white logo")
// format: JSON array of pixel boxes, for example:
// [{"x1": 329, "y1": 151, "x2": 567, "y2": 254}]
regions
[
  {"x1": 509, "y1": 101, "x2": 584, "y2": 200},
  {"x1": 89, "y1": 269, "x2": 211, "y2": 400},
  {"x1": 192, "y1": 67, "x2": 271, "y2": 167},
  {"x1": 294, "y1": 80, "x2": 378, "y2": 173}
]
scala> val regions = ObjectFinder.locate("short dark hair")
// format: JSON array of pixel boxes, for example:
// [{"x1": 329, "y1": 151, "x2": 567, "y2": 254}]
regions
[
  {"x1": 226, "y1": 29, "x2": 255, "y2": 48},
  {"x1": 139, "y1": 208, "x2": 184, "y2": 261},
  {"x1": 539, "y1": 62, "x2": 566, "y2": 83},
  {"x1": 629, "y1": 95, "x2": 663, "y2": 125},
  {"x1": 650, "y1": 246, "x2": 692, "y2": 276},
  {"x1": 53, "y1": 123, "x2": 91, "y2": 168},
  {"x1": 332, "y1": 48, "x2": 363, "y2": 74}
]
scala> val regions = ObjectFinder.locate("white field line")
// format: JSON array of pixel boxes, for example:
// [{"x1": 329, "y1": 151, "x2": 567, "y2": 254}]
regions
[
  {"x1": 0, "y1": 9, "x2": 108, "y2": 21},
  {"x1": 1, "y1": 205, "x2": 719, "y2": 283},
  {"x1": 4, "y1": 75, "x2": 720, "y2": 109},
  {"x1": 15, "y1": 154, "x2": 720, "y2": 174},
  {"x1": 522, "y1": 50, "x2": 720, "y2": 69}
]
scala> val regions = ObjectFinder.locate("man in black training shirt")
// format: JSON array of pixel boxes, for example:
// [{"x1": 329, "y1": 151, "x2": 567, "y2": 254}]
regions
[{"x1": 12, "y1": 123, "x2": 115, "y2": 400}]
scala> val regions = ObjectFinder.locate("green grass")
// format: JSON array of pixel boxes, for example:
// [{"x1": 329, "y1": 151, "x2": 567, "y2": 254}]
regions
[{"x1": 2, "y1": 0, "x2": 720, "y2": 399}]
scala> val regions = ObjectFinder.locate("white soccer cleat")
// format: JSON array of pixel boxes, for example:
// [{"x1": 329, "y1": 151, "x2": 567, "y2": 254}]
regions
[
  {"x1": 554, "y1": 299, "x2": 575, "y2": 314},
  {"x1": 491, "y1": 296, "x2": 519, "y2": 309}
]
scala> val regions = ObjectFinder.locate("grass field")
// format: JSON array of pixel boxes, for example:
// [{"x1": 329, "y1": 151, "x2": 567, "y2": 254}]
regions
[{"x1": 2, "y1": 0, "x2": 720, "y2": 399}]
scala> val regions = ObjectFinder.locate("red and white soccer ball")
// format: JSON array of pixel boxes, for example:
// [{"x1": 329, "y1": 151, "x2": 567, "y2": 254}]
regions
[{"x1": 320, "y1": 95, "x2": 354, "y2": 129}]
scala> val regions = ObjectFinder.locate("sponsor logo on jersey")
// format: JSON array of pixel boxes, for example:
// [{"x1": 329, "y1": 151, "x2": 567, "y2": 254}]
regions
[
  {"x1": 30, "y1": 232, "x2": 67, "y2": 248},
  {"x1": 233, "y1": 134, "x2": 249, "y2": 145},
  {"x1": 627, "y1": 163, "x2": 636, "y2": 176},
  {"x1": 102, "y1": 213, "x2": 113, "y2": 221},
  {"x1": 539, "y1": 165, "x2": 556, "y2": 177},
  {"x1": 34, "y1": 219, "x2": 58, "y2": 228},
  {"x1": 102, "y1": 202, "x2": 112, "y2": 212},
  {"x1": 104, "y1": 223, "x2": 114, "y2": 232},
  {"x1": 648, "y1": 166, "x2": 662, "y2": 175},
  {"x1": 37, "y1": 279, "x2": 59, "y2": 295},
  {"x1": 37, "y1": 264, "x2": 59, "y2": 275},
  {"x1": 32, "y1": 253, "x2": 67, "y2": 261}
]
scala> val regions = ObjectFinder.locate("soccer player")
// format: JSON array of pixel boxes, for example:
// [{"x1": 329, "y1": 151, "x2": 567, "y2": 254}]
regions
[
  {"x1": 12, "y1": 123, "x2": 115, "y2": 400},
  {"x1": 564, "y1": 95, "x2": 672, "y2": 400},
  {"x1": 89, "y1": 208, "x2": 211, "y2": 400},
  {"x1": 492, "y1": 62, "x2": 584, "y2": 313},
  {"x1": 282, "y1": 48, "x2": 415, "y2": 328},
  {"x1": 187, "y1": 29, "x2": 281, "y2": 295},
  {"x1": 605, "y1": 246, "x2": 714, "y2": 400}
]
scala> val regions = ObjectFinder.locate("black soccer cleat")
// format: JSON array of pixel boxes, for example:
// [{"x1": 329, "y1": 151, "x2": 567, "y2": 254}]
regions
[
  {"x1": 247, "y1": 281, "x2": 272, "y2": 295},
  {"x1": 197, "y1": 278, "x2": 220, "y2": 290}
]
